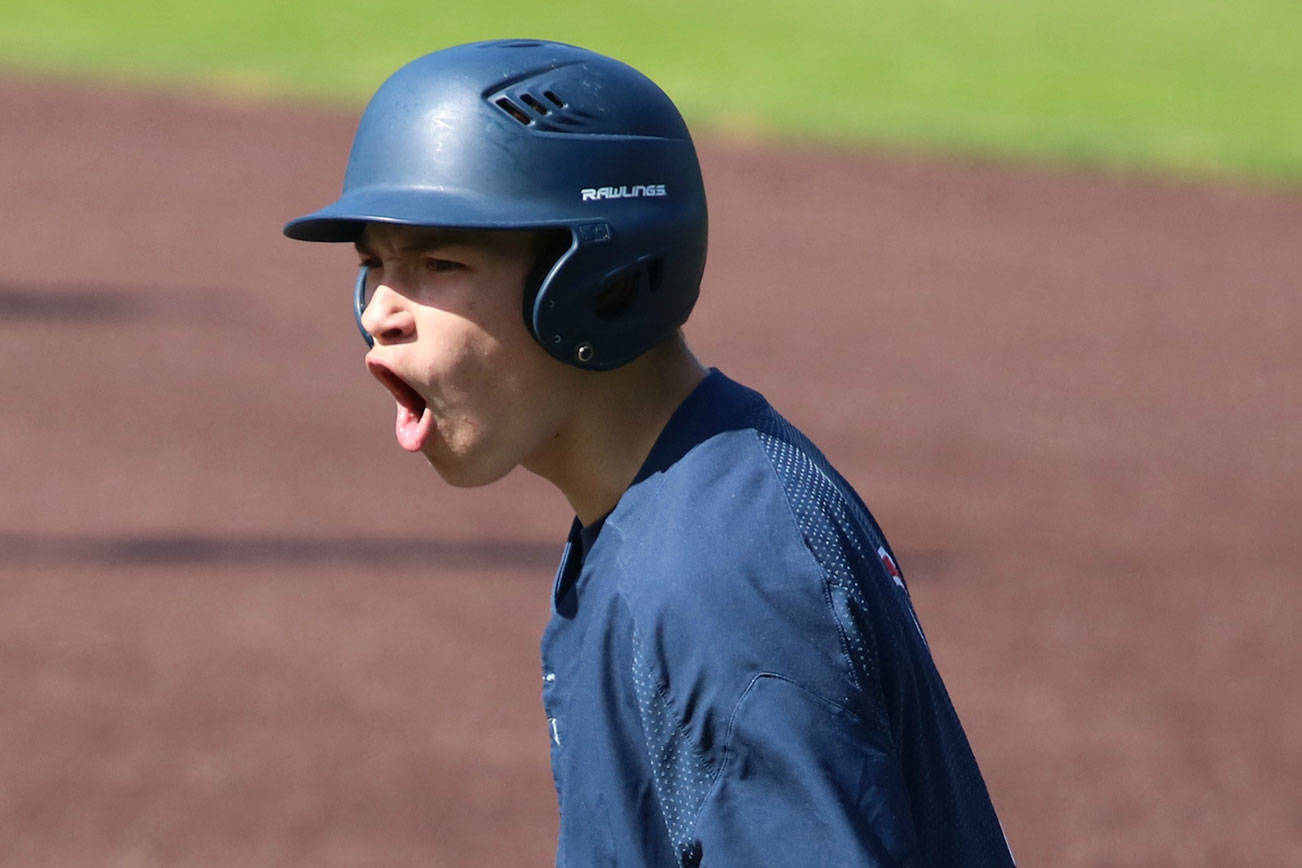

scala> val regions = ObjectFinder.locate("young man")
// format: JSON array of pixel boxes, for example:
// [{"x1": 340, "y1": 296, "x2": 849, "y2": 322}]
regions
[{"x1": 285, "y1": 39, "x2": 1013, "y2": 867}]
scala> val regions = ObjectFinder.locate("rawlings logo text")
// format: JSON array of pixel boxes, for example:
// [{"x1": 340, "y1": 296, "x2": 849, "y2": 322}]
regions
[{"x1": 580, "y1": 184, "x2": 667, "y2": 202}]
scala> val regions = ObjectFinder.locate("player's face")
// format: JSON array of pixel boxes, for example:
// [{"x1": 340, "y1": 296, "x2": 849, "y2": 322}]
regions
[{"x1": 356, "y1": 223, "x2": 580, "y2": 486}]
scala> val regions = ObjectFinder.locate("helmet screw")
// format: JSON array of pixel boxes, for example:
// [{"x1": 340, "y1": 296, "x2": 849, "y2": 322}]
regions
[
  {"x1": 574, "y1": 342, "x2": 595, "y2": 363},
  {"x1": 552, "y1": 334, "x2": 562, "y2": 344}
]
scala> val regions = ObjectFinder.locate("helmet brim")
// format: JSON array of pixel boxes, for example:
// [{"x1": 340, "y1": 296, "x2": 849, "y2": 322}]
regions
[{"x1": 282, "y1": 187, "x2": 572, "y2": 242}]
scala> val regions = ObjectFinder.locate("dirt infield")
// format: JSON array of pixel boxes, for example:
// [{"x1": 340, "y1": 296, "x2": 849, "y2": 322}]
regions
[{"x1": 2, "y1": 77, "x2": 1298, "y2": 865}]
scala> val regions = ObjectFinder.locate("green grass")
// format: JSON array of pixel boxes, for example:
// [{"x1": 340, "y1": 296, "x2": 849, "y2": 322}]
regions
[{"x1": 1, "y1": 0, "x2": 1299, "y2": 181}]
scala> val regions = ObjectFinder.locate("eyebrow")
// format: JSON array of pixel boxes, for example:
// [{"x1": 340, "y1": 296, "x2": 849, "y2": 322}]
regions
[{"x1": 354, "y1": 231, "x2": 474, "y2": 258}]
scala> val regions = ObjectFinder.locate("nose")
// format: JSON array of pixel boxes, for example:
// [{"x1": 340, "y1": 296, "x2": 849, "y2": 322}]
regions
[{"x1": 358, "y1": 273, "x2": 416, "y2": 345}]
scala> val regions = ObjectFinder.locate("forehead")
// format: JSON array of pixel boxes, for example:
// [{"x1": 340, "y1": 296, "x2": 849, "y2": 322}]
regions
[{"x1": 355, "y1": 223, "x2": 537, "y2": 257}]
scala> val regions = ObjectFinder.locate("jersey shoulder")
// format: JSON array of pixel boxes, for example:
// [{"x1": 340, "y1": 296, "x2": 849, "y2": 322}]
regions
[{"x1": 605, "y1": 389, "x2": 917, "y2": 714}]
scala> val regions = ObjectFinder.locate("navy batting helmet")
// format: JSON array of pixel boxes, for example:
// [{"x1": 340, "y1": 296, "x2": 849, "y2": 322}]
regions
[{"x1": 283, "y1": 39, "x2": 708, "y2": 370}]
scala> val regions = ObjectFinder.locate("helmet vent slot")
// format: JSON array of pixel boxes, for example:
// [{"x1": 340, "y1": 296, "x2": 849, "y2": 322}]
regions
[
  {"x1": 519, "y1": 93, "x2": 549, "y2": 115},
  {"x1": 486, "y1": 80, "x2": 601, "y2": 133},
  {"x1": 495, "y1": 97, "x2": 533, "y2": 125}
]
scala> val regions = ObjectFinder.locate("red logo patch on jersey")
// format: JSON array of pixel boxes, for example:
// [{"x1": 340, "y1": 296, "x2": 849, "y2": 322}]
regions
[{"x1": 877, "y1": 546, "x2": 905, "y2": 589}]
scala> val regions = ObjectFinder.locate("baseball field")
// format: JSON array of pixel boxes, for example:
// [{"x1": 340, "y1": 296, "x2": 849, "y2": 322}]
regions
[{"x1": 2, "y1": 5, "x2": 1300, "y2": 865}]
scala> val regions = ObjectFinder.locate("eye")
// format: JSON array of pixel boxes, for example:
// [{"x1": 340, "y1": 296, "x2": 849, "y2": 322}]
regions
[{"x1": 425, "y1": 257, "x2": 464, "y2": 273}]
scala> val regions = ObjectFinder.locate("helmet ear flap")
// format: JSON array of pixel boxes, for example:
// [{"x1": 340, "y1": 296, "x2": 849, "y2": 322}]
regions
[
  {"x1": 531, "y1": 249, "x2": 689, "y2": 370},
  {"x1": 522, "y1": 228, "x2": 576, "y2": 335},
  {"x1": 530, "y1": 243, "x2": 638, "y2": 370},
  {"x1": 530, "y1": 244, "x2": 602, "y2": 369}
]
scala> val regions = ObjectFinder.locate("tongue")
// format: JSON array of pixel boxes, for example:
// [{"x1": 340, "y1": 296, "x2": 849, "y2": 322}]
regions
[{"x1": 395, "y1": 402, "x2": 433, "y2": 452}]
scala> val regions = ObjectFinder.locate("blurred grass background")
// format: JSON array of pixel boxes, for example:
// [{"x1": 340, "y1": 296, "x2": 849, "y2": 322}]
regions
[{"x1": 0, "y1": 0, "x2": 1298, "y2": 181}]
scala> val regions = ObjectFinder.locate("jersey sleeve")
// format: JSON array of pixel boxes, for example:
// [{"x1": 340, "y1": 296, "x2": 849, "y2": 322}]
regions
[{"x1": 687, "y1": 673, "x2": 917, "y2": 867}]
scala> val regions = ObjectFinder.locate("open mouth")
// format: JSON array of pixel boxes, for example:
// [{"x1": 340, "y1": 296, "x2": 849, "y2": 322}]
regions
[{"x1": 366, "y1": 359, "x2": 434, "y2": 453}]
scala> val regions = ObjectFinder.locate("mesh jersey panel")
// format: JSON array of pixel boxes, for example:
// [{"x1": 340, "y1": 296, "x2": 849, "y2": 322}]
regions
[
  {"x1": 752, "y1": 412, "x2": 1014, "y2": 866},
  {"x1": 631, "y1": 627, "x2": 715, "y2": 865}
]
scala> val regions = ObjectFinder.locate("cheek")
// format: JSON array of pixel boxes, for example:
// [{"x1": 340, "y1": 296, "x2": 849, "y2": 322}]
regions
[
  {"x1": 415, "y1": 308, "x2": 495, "y2": 373},
  {"x1": 433, "y1": 284, "x2": 521, "y2": 360},
  {"x1": 417, "y1": 275, "x2": 558, "y2": 420},
  {"x1": 467, "y1": 329, "x2": 565, "y2": 433},
  {"x1": 425, "y1": 324, "x2": 531, "y2": 438}
]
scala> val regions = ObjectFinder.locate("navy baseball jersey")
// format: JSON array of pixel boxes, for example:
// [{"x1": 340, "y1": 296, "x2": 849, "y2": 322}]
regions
[{"x1": 540, "y1": 370, "x2": 1014, "y2": 866}]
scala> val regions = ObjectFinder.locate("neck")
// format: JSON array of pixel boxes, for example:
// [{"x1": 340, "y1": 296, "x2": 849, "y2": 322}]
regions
[{"x1": 524, "y1": 335, "x2": 708, "y2": 526}]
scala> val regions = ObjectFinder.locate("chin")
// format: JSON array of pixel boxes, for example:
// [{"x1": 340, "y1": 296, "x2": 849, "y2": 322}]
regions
[{"x1": 422, "y1": 449, "x2": 515, "y2": 489}]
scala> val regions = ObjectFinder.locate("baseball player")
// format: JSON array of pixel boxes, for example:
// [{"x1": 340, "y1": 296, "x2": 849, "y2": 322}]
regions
[{"x1": 285, "y1": 39, "x2": 1014, "y2": 866}]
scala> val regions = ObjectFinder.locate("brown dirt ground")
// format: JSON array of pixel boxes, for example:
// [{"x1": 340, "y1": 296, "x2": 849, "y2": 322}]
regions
[{"x1": 1, "y1": 77, "x2": 1299, "y2": 866}]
